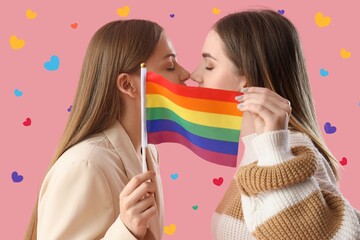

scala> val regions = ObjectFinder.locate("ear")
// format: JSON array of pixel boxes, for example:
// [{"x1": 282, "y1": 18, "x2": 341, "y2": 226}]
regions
[
  {"x1": 116, "y1": 73, "x2": 137, "y2": 98},
  {"x1": 237, "y1": 75, "x2": 248, "y2": 90}
]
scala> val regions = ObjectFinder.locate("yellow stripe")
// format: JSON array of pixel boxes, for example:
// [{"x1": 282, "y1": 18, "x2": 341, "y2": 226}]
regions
[{"x1": 147, "y1": 94, "x2": 242, "y2": 130}]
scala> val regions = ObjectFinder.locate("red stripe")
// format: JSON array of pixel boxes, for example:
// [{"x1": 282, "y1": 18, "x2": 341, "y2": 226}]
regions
[
  {"x1": 148, "y1": 131, "x2": 238, "y2": 167},
  {"x1": 147, "y1": 72, "x2": 242, "y2": 102}
]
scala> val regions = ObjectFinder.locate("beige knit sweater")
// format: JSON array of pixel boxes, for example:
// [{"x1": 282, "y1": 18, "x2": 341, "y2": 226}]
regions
[{"x1": 212, "y1": 130, "x2": 360, "y2": 239}]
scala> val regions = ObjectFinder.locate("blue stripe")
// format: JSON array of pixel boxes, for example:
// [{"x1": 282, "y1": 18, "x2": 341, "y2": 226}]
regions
[{"x1": 147, "y1": 119, "x2": 238, "y2": 155}]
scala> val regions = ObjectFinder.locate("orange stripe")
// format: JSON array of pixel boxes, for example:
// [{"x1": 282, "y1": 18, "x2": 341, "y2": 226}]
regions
[{"x1": 147, "y1": 82, "x2": 242, "y2": 116}]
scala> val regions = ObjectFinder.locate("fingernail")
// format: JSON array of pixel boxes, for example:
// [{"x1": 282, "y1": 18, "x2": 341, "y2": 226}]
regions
[
  {"x1": 237, "y1": 103, "x2": 244, "y2": 109},
  {"x1": 240, "y1": 88, "x2": 248, "y2": 93},
  {"x1": 235, "y1": 95, "x2": 243, "y2": 101}
]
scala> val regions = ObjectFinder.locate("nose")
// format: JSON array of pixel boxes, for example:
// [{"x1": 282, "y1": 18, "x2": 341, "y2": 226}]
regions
[
  {"x1": 177, "y1": 64, "x2": 190, "y2": 85},
  {"x1": 190, "y1": 68, "x2": 203, "y2": 86}
]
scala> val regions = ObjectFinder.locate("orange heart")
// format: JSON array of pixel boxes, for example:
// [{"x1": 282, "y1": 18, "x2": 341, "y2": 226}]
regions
[
  {"x1": 315, "y1": 12, "x2": 331, "y2": 27},
  {"x1": 117, "y1": 6, "x2": 130, "y2": 17},
  {"x1": 26, "y1": 9, "x2": 37, "y2": 19},
  {"x1": 164, "y1": 224, "x2": 176, "y2": 235},
  {"x1": 9, "y1": 35, "x2": 25, "y2": 50},
  {"x1": 212, "y1": 7, "x2": 221, "y2": 15},
  {"x1": 71, "y1": 23, "x2": 78, "y2": 29},
  {"x1": 340, "y1": 48, "x2": 351, "y2": 59}
]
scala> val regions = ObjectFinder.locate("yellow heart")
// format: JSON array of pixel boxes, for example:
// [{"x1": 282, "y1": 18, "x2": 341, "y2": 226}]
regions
[
  {"x1": 212, "y1": 7, "x2": 221, "y2": 15},
  {"x1": 340, "y1": 48, "x2": 351, "y2": 59},
  {"x1": 315, "y1": 12, "x2": 331, "y2": 27},
  {"x1": 9, "y1": 35, "x2": 26, "y2": 50},
  {"x1": 117, "y1": 6, "x2": 130, "y2": 17},
  {"x1": 164, "y1": 224, "x2": 176, "y2": 235},
  {"x1": 26, "y1": 9, "x2": 37, "y2": 20}
]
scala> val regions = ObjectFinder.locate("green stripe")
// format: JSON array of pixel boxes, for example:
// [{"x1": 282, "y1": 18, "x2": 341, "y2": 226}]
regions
[{"x1": 147, "y1": 107, "x2": 240, "y2": 142}]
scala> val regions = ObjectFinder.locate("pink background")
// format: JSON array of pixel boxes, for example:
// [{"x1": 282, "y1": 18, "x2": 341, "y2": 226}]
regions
[{"x1": 1, "y1": 1, "x2": 359, "y2": 239}]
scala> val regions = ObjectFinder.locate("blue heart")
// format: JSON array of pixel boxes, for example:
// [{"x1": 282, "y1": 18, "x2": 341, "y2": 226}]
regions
[
  {"x1": 44, "y1": 55, "x2": 60, "y2": 71},
  {"x1": 170, "y1": 173, "x2": 178, "y2": 180},
  {"x1": 320, "y1": 68, "x2": 329, "y2": 77},
  {"x1": 277, "y1": 10, "x2": 285, "y2": 15},
  {"x1": 324, "y1": 122, "x2": 336, "y2": 134},
  {"x1": 170, "y1": 13, "x2": 175, "y2": 18},
  {"x1": 12, "y1": 171, "x2": 24, "y2": 183},
  {"x1": 14, "y1": 88, "x2": 23, "y2": 97}
]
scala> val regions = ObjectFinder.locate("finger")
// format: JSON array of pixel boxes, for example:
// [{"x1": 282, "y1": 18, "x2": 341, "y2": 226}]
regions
[
  {"x1": 240, "y1": 87, "x2": 290, "y2": 105},
  {"x1": 140, "y1": 204, "x2": 157, "y2": 222},
  {"x1": 238, "y1": 95, "x2": 291, "y2": 116},
  {"x1": 121, "y1": 171, "x2": 156, "y2": 197},
  {"x1": 238, "y1": 103, "x2": 275, "y2": 124},
  {"x1": 132, "y1": 194, "x2": 156, "y2": 214},
  {"x1": 127, "y1": 181, "x2": 156, "y2": 204},
  {"x1": 239, "y1": 103, "x2": 289, "y2": 132}
]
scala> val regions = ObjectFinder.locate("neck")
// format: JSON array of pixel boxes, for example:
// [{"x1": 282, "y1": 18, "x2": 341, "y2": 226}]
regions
[{"x1": 118, "y1": 100, "x2": 141, "y2": 155}]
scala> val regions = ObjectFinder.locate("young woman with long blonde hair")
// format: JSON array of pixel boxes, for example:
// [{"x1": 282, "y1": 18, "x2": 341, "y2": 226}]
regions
[{"x1": 25, "y1": 19, "x2": 189, "y2": 240}]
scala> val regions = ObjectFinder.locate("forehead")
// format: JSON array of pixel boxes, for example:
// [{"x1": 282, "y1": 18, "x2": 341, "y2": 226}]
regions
[
  {"x1": 154, "y1": 32, "x2": 175, "y2": 55},
  {"x1": 202, "y1": 30, "x2": 224, "y2": 54}
]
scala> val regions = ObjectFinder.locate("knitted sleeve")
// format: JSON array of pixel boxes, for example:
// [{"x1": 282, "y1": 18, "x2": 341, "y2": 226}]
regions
[{"x1": 236, "y1": 130, "x2": 360, "y2": 240}]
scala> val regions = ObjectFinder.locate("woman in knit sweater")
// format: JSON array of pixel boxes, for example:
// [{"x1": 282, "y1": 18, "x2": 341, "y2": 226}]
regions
[{"x1": 191, "y1": 9, "x2": 360, "y2": 239}]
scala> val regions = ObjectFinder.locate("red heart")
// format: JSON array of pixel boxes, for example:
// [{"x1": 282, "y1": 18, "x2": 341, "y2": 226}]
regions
[
  {"x1": 71, "y1": 23, "x2": 78, "y2": 29},
  {"x1": 23, "y1": 118, "x2": 31, "y2": 126},
  {"x1": 340, "y1": 157, "x2": 347, "y2": 166},
  {"x1": 213, "y1": 177, "x2": 223, "y2": 186}
]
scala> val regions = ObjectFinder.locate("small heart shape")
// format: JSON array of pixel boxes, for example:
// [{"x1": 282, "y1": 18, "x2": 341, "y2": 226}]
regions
[
  {"x1": 192, "y1": 205, "x2": 199, "y2": 210},
  {"x1": 315, "y1": 12, "x2": 331, "y2": 27},
  {"x1": 44, "y1": 55, "x2": 60, "y2": 71},
  {"x1": 212, "y1": 7, "x2": 221, "y2": 15},
  {"x1": 320, "y1": 68, "x2": 329, "y2": 77},
  {"x1": 164, "y1": 224, "x2": 176, "y2": 235},
  {"x1": 71, "y1": 23, "x2": 78, "y2": 29},
  {"x1": 340, "y1": 48, "x2": 351, "y2": 59},
  {"x1": 277, "y1": 10, "x2": 285, "y2": 15},
  {"x1": 26, "y1": 9, "x2": 37, "y2": 19},
  {"x1": 117, "y1": 6, "x2": 130, "y2": 17},
  {"x1": 170, "y1": 13, "x2": 175, "y2": 18},
  {"x1": 340, "y1": 157, "x2": 347, "y2": 166},
  {"x1": 9, "y1": 35, "x2": 25, "y2": 50},
  {"x1": 170, "y1": 173, "x2": 178, "y2": 180},
  {"x1": 324, "y1": 122, "x2": 336, "y2": 134},
  {"x1": 12, "y1": 171, "x2": 24, "y2": 183},
  {"x1": 14, "y1": 89, "x2": 23, "y2": 97},
  {"x1": 213, "y1": 177, "x2": 223, "y2": 186},
  {"x1": 23, "y1": 117, "x2": 32, "y2": 126}
]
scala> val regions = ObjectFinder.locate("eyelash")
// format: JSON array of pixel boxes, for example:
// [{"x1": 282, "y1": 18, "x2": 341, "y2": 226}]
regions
[
  {"x1": 167, "y1": 60, "x2": 176, "y2": 71},
  {"x1": 205, "y1": 67, "x2": 214, "y2": 70}
]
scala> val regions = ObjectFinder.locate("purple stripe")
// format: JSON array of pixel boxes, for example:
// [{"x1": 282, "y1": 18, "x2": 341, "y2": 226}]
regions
[{"x1": 148, "y1": 131, "x2": 237, "y2": 167}]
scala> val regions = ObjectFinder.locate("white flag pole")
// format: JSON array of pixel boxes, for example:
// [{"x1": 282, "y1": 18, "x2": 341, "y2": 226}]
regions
[{"x1": 140, "y1": 63, "x2": 148, "y2": 172}]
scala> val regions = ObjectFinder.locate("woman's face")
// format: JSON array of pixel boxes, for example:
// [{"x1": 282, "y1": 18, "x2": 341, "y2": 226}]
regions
[
  {"x1": 191, "y1": 30, "x2": 246, "y2": 91},
  {"x1": 146, "y1": 32, "x2": 190, "y2": 85}
]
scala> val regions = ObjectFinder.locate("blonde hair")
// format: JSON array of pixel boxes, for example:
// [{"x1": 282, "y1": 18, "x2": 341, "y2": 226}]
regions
[
  {"x1": 25, "y1": 19, "x2": 163, "y2": 239},
  {"x1": 214, "y1": 9, "x2": 339, "y2": 179}
]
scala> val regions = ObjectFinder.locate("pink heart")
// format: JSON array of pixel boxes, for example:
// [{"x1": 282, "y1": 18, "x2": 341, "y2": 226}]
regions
[
  {"x1": 340, "y1": 157, "x2": 347, "y2": 166},
  {"x1": 213, "y1": 177, "x2": 223, "y2": 186},
  {"x1": 23, "y1": 117, "x2": 31, "y2": 126}
]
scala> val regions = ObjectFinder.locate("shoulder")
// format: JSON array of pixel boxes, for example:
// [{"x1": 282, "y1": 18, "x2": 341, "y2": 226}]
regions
[{"x1": 53, "y1": 132, "x2": 123, "y2": 176}]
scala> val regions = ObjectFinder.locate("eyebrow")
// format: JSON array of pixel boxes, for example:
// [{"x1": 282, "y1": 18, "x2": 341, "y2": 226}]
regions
[
  {"x1": 202, "y1": 52, "x2": 217, "y2": 61},
  {"x1": 163, "y1": 53, "x2": 176, "y2": 60}
]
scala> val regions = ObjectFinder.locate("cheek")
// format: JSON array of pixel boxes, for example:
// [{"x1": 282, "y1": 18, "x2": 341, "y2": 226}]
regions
[
  {"x1": 159, "y1": 72, "x2": 180, "y2": 84},
  {"x1": 204, "y1": 69, "x2": 232, "y2": 90}
]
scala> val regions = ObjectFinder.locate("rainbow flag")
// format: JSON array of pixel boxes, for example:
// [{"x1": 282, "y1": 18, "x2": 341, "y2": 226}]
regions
[{"x1": 146, "y1": 72, "x2": 243, "y2": 167}]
